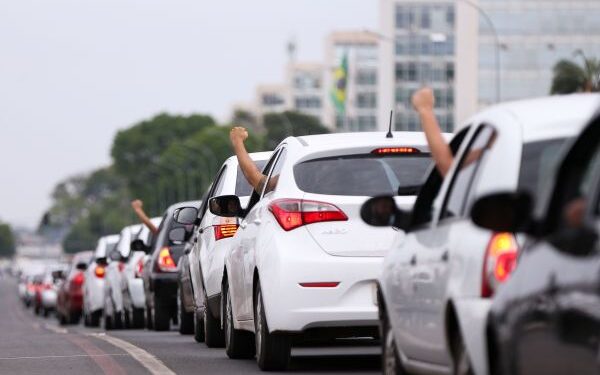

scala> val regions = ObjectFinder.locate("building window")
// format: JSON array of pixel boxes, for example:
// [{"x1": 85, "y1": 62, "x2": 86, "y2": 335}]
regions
[
  {"x1": 356, "y1": 70, "x2": 377, "y2": 86},
  {"x1": 295, "y1": 97, "x2": 321, "y2": 109},
  {"x1": 262, "y1": 94, "x2": 284, "y2": 106},
  {"x1": 357, "y1": 93, "x2": 377, "y2": 109}
]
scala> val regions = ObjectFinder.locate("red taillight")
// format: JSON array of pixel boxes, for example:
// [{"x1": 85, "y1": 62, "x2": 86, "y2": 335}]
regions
[
  {"x1": 135, "y1": 259, "x2": 144, "y2": 278},
  {"x1": 214, "y1": 224, "x2": 239, "y2": 241},
  {"x1": 269, "y1": 199, "x2": 348, "y2": 231},
  {"x1": 42, "y1": 283, "x2": 53, "y2": 290},
  {"x1": 157, "y1": 247, "x2": 177, "y2": 272},
  {"x1": 371, "y1": 147, "x2": 420, "y2": 155},
  {"x1": 71, "y1": 272, "x2": 84, "y2": 288},
  {"x1": 95, "y1": 265, "x2": 105, "y2": 279},
  {"x1": 299, "y1": 282, "x2": 340, "y2": 288},
  {"x1": 118, "y1": 262, "x2": 125, "y2": 272},
  {"x1": 482, "y1": 233, "x2": 519, "y2": 298}
]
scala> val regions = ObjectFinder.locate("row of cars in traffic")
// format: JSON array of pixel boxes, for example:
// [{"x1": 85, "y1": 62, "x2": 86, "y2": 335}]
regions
[{"x1": 18, "y1": 93, "x2": 600, "y2": 375}]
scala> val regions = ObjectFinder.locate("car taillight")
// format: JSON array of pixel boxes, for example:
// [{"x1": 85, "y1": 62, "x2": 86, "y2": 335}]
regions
[
  {"x1": 42, "y1": 283, "x2": 53, "y2": 290},
  {"x1": 118, "y1": 262, "x2": 125, "y2": 272},
  {"x1": 95, "y1": 265, "x2": 105, "y2": 278},
  {"x1": 269, "y1": 199, "x2": 348, "y2": 231},
  {"x1": 371, "y1": 147, "x2": 420, "y2": 155},
  {"x1": 214, "y1": 224, "x2": 239, "y2": 240},
  {"x1": 135, "y1": 259, "x2": 144, "y2": 278},
  {"x1": 71, "y1": 272, "x2": 85, "y2": 288},
  {"x1": 156, "y1": 247, "x2": 177, "y2": 272},
  {"x1": 481, "y1": 232, "x2": 519, "y2": 298}
]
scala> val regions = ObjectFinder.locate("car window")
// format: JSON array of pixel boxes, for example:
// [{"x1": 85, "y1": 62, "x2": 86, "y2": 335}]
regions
[
  {"x1": 294, "y1": 154, "x2": 431, "y2": 196},
  {"x1": 212, "y1": 165, "x2": 228, "y2": 197},
  {"x1": 235, "y1": 160, "x2": 267, "y2": 196},
  {"x1": 245, "y1": 149, "x2": 281, "y2": 213},
  {"x1": 410, "y1": 127, "x2": 470, "y2": 228},
  {"x1": 263, "y1": 149, "x2": 287, "y2": 196},
  {"x1": 440, "y1": 125, "x2": 496, "y2": 220},
  {"x1": 518, "y1": 138, "x2": 568, "y2": 200}
]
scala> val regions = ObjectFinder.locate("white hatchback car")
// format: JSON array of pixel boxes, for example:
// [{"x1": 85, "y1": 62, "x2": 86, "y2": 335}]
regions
[
  {"x1": 212, "y1": 132, "x2": 439, "y2": 370},
  {"x1": 175, "y1": 152, "x2": 271, "y2": 346},
  {"x1": 83, "y1": 234, "x2": 119, "y2": 327},
  {"x1": 361, "y1": 94, "x2": 600, "y2": 375}
]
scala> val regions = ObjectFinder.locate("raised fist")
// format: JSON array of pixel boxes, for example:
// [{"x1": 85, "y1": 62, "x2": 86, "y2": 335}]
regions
[
  {"x1": 412, "y1": 87, "x2": 435, "y2": 114},
  {"x1": 230, "y1": 126, "x2": 249, "y2": 145},
  {"x1": 131, "y1": 199, "x2": 143, "y2": 211}
]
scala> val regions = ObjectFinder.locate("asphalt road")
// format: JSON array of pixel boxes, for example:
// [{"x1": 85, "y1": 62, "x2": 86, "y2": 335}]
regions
[{"x1": 0, "y1": 277, "x2": 381, "y2": 374}]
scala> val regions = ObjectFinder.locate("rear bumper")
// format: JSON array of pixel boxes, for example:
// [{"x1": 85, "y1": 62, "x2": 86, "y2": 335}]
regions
[
  {"x1": 85, "y1": 278, "x2": 105, "y2": 313},
  {"x1": 41, "y1": 290, "x2": 57, "y2": 308},
  {"x1": 127, "y1": 278, "x2": 146, "y2": 309}
]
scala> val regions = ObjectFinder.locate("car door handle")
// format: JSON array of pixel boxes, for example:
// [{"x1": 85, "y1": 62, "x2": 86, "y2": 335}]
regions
[
  {"x1": 441, "y1": 250, "x2": 449, "y2": 262},
  {"x1": 409, "y1": 255, "x2": 417, "y2": 266}
]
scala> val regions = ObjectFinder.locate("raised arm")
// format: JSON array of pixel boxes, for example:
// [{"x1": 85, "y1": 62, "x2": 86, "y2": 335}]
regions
[
  {"x1": 131, "y1": 199, "x2": 159, "y2": 235},
  {"x1": 230, "y1": 127, "x2": 265, "y2": 192},
  {"x1": 412, "y1": 87, "x2": 453, "y2": 177}
]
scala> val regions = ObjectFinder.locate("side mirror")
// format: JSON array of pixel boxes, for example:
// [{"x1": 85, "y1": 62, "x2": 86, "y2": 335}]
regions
[
  {"x1": 209, "y1": 195, "x2": 243, "y2": 217},
  {"x1": 360, "y1": 196, "x2": 410, "y2": 229},
  {"x1": 130, "y1": 239, "x2": 149, "y2": 253},
  {"x1": 397, "y1": 184, "x2": 422, "y2": 196},
  {"x1": 470, "y1": 192, "x2": 534, "y2": 233},
  {"x1": 75, "y1": 262, "x2": 88, "y2": 271},
  {"x1": 174, "y1": 207, "x2": 199, "y2": 225},
  {"x1": 169, "y1": 227, "x2": 187, "y2": 244}
]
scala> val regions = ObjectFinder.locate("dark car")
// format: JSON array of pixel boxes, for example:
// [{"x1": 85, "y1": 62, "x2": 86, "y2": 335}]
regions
[
  {"x1": 56, "y1": 251, "x2": 93, "y2": 325},
  {"x1": 177, "y1": 227, "x2": 200, "y2": 335},
  {"x1": 471, "y1": 109, "x2": 600, "y2": 375},
  {"x1": 141, "y1": 200, "x2": 201, "y2": 331}
]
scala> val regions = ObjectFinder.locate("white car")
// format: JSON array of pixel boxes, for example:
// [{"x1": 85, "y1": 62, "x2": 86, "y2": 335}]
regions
[
  {"x1": 213, "y1": 132, "x2": 438, "y2": 370},
  {"x1": 175, "y1": 152, "x2": 271, "y2": 346},
  {"x1": 83, "y1": 234, "x2": 119, "y2": 327},
  {"x1": 103, "y1": 223, "x2": 145, "y2": 329},
  {"x1": 362, "y1": 94, "x2": 600, "y2": 375}
]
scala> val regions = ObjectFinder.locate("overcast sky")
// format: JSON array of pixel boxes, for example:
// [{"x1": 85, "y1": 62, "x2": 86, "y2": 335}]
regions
[{"x1": 0, "y1": 0, "x2": 376, "y2": 228}]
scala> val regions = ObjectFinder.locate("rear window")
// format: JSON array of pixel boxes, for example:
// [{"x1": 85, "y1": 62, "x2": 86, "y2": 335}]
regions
[
  {"x1": 235, "y1": 160, "x2": 267, "y2": 196},
  {"x1": 518, "y1": 138, "x2": 568, "y2": 197},
  {"x1": 294, "y1": 154, "x2": 432, "y2": 196}
]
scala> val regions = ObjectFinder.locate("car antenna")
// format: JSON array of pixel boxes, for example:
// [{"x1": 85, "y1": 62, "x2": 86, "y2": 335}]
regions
[{"x1": 386, "y1": 110, "x2": 394, "y2": 138}]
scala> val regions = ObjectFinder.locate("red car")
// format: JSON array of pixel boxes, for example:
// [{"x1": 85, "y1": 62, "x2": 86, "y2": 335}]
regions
[{"x1": 56, "y1": 251, "x2": 93, "y2": 325}]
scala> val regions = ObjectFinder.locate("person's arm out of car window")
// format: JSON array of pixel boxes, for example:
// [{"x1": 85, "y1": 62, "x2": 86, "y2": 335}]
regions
[
  {"x1": 131, "y1": 199, "x2": 159, "y2": 235},
  {"x1": 230, "y1": 127, "x2": 267, "y2": 193},
  {"x1": 412, "y1": 87, "x2": 453, "y2": 177}
]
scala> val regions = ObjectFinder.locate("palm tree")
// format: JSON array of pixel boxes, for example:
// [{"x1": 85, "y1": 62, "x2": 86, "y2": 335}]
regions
[{"x1": 550, "y1": 50, "x2": 600, "y2": 94}]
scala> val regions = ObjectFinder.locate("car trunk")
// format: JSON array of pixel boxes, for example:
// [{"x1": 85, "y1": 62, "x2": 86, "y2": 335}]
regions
[{"x1": 302, "y1": 193, "x2": 415, "y2": 257}]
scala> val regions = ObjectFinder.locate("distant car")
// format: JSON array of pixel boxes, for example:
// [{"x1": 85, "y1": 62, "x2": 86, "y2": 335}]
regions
[
  {"x1": 38, "y1": 265, "x2": 68, "y2": 317},
  {"x1": 141, "y1": 201, "x2": 200, "y2": 331},
  {"x1": 83, "y1": 234, "x2": 119, "y2": 327},
  {"x1": 175, "y1": 152, "x2": 270, "y2": 345},
  {"x1": 56, "y1": 251, "x2": 93, "y2": 325},
  {"x1": 177, "y1": 229, "x2": 199, "y2": 336},
  {"x1": 471, "y1": 105, "x2": 600, "y2": 375},
  {"x1": 362, "y1": 94, "x2": 599, "y2": 375},
  {"x1": 214, "y1": 132, "x2": 434, "y2": 370},
  {"x1": 31, "y1": 273, "x2": 45, "y2": 315}
]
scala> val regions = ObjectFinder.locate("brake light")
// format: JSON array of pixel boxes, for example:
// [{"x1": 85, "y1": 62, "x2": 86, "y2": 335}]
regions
[
  {"x1": 42, "y1": 282, "x2": 53, "y2": 290},
  {"x1": 269, "y1": 199, "x2": 348, "y2": 231},
  {"x1": 214, "y1": 224, "x2": 239, "y2": 241},
  {"x1": 135, "y1": 259, "x2": 144, "y2": 278},
  {"x1": 481, "y1": 233, "x2": 519, "y2": 298},
  {"x1": 94, "y1": 265, "x2": 105, "y2": 278},
  {"x1": 157, "y1": 247, "x2": 177, "y2": 272},
  {"x1": 118, "y1": 262, "x2": 125, "y2": 272},
  {"x1": 299, "y1": 282, "x2": 340, "y2": 288},
  {"x1": 371, "y1": 147, "x2": 420, "y2": 155},
  {"x1": 71, "y1": 272, "x2": 85, "y2": 288}
]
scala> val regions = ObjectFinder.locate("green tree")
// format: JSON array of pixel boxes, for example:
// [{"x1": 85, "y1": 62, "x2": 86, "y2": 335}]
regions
[
  {"x1": 263, "y1": 111, "x2": 330, "y2": 150},
  {"x1": 551, "y1": 52, "x2": 600, "y2": 94},
  {"x1": 231, "y1": 109, "x2": 262, "y2": 134},
  {"x1": 0, "y1": 222, "x2": 16, "y2": 258},
  {"x1": 111, "y1": 113, "x2": 215, "y2": 215}
]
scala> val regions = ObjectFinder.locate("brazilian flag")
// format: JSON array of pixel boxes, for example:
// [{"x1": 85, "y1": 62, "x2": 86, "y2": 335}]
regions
[{"x1": 331, "y1": 54, "x2": 348, "y2": 114}]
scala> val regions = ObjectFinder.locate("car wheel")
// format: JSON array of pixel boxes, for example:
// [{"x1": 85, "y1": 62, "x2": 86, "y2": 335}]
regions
[
  {"x1": 254, "y1": 284, "x2": 290, "y2": 370},
  {"x1": 382, "y1": 320, "x2": 405, "y2": 375},
  {"x1": 224, "y1": 282, "x2": 254, "y2": 359},
  {"x1": 43, "y1": 308, "x2": 50, "y2": 318},
  {"x1": 114, "y1": 311, "x2": 123, "y2": 329},
  {"x1": 90, "y1": 310, "x2": 102, "y2": 327},
  {"x1": 131, "y1": 308, "x2": 145, "y2": 329},
  {"x1": 194, "y1": 310, "x2": 205, "y2": 343},
  {"x1": 178, "y1": 289, "x2": 194, "y2": 335},
  {"x1": 34, "y1": 303, "x2": 41, "y2": 315},
  {"x1": 203, "y1": 288, "x2": 225, "y2": 347},
  {"x1": 69, "y1": 312, "x2": 80, "y2": 325},
  {"x1": 146, "y1": 303, "x2": 154, "y2": 329},
  {"x1": 58, "y1": 312, "x2": 68, "y2": 326},
  {"x1": 153, "y1": 294, "x2": 170, "y2": 331},
  {"x1": 103, "y1": 310, "x2": 113, "y2": 330},
  {"x1": 454, "y1": 333, "x2": 475, "y2": 375}
]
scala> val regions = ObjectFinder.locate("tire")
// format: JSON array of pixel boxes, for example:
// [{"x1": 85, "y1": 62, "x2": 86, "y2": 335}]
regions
[
  {"x1": 179, "y1": 290, "x2": 194, "y2": 335},
  {"x1": 194, "y1": 310, "x2": 205, "y2": 343},
  {"x1": 454, "y1": 333, "x2": 475, "y2": 375},
  {"x1": 113, "y1": 311, "x2": 123, "y2": 329},
  {"x1": 131, "y1": 308, "x2": 145, "y2": 329},
  {"x1": 146, "y1": 304, "x2": 154, "y2": 329},
  {"x1": 382, "y1": 319, "x2": 405, "y2": 375},
  {"x1": 254, "y1": 284, "x2": 290, "y2": 370},
  {"x1": 58, "y1": 312, "x2": 68, "y2": 326},
  {"x1": 153, "y1": 295, "x2": 170, "y2": 332},
  {"x1": 90, "y1": 310, "x2": 101, "y2": 327},
  {"x1": 69, "y1": 312, "x2": 80, "y2": 325},
  {"x1": 103, "y1": 310, "x2": 113, "y2": 330},
  {"x1": 34, "y1": 303, "x2": 41, "y2": 315},
  {"x1": 43, "y1": 308, "x2": 50, "y2": 318},
  {"x1": 203, "y1": 288, "x2": 225, "y2": 347},
  {"x1": 224, "y1": 283, "x2": 255, "y2": 359}
]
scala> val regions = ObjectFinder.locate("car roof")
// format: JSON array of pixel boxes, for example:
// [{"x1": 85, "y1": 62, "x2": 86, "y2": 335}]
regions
[
  {"x1": 294, "y1": 131, "x2": 443, "y2": 149},
  {"x1": 167, "y1": 200, "x2": 202, "y2": 214},
  {"x1": 460, "y1": 94, "x2": 600, "y2": 142}
]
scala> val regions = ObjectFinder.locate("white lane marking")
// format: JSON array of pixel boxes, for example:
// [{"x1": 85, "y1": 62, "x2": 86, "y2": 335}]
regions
[
  {"x1": 44, "y1": 323, "x2": 68, "y2": 334},
  {"x1": 88, "y1": 333, "x2": 176, "y2": 375},
  {"x1": 0, "y1": 354, "x2": 129, "y2": 361}
]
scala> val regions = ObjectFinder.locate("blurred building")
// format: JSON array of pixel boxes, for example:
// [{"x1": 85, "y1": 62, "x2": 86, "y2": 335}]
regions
[
  {"x1": 253, "y1": 84, "x2": 290, "y2": 121},
  {"x1": 379, "y1": 0, "x2": 600, "y2": 132},
  {"x1": 325, "y1": 31, "x2": 380, "y2": 132},
  {"x1": 285, "y1": 62, "x2": 327, "y2": 125}
]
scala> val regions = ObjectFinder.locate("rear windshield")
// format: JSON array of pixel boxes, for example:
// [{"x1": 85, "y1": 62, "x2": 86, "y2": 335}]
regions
[
  {"x1": 518, "y1": 138, "x2": 568, "y2": 197},
  {"x1": 294, "y1": 154, "x2": 432, "y2": 196},
  {"x1": 236, "y1": 160, "x2": 267, "y2": 196}
]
